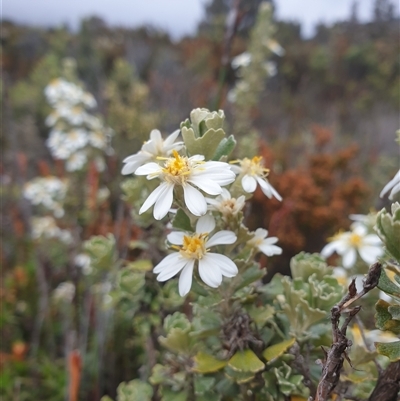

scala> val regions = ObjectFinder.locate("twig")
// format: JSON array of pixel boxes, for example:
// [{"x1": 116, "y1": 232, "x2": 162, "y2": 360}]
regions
[
  {"x1": 368, "y1": 360, "x2": 400, "y2": 401},
  {"x1": 312, "y1": 262, "x2": 382, "y2": 401}
]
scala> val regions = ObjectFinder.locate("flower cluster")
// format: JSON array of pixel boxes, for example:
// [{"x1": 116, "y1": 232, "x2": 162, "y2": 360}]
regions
[
  {"x1": 44, "y1": 78, "x2": 112, "y2": 172},
  {"x1": 23, "y1": 176, "x2": 67, "y2": 218},
  {"x1": 122, "y1": 116, "x2": 283, "y2": 296},
  {"x1": 31, "y1": 216, "x2": 72, "y2": 244}
]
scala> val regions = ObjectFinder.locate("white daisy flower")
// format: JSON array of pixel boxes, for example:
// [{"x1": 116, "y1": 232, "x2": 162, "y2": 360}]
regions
[
  {"x1": 154, "y1": 214, "x2": 238, "y2": 296},
  {"x1": 247, "y1": 228, "x2": 282, "y2": 256},
  {"x1": 231, "y1": 156, "x2": 282, "y2": 201},
  {"x1": 206, "y1": 188, "x2": 245, "y2": 219},
  {"x1": 321, "y1": 225, "x2": 383, "y2": 268},
  {"x1": 380, "y1": 170, "x2": 400, "y2": 200},
  {"x1": 135, "y1": 150, "x2": 236, "y2": 220},
  {"x1": 121, "y1": 129, "x2": 183, "y2": 175},
  {"x1": 47, "y1": 130, "x2": 71, "y2": 159}
]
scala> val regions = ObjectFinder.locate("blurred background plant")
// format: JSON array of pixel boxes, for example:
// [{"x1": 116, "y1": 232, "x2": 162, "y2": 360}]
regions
[{"x1": 1, "y1": 0, "x2": 399, "y2": 400}]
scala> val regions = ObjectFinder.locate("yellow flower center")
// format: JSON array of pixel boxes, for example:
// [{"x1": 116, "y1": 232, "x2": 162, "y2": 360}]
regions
[
  {"x1": 179, "y1": 234, "x2": 207, "y2": 259},
  {"x1": 349, "y1": 233, "x2": 362, "y2": 248},
  {"x1": 238, "y1": 156, "x2": 269, "y2": 177},
  {"x1": 162, "y1": 150, "x2": 192, "y2": 184}
]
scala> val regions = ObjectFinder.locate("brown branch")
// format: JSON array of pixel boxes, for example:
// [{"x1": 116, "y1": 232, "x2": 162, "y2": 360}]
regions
[
  {"x1": 368, "y1": 360, "x2": 400, "y2": 401},
  {"x1": 312, "y1": 262, "x2": 382, "y2": 401}
]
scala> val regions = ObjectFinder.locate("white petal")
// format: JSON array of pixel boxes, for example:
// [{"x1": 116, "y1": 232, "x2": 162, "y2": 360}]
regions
[
  {"x1": 167, "y1": 231, "x2": 185, "y2": 245},
  {"x1": 153, "y1": 183, "x2": 174, "y2": 220},
  {"x1": 254, "y1": 228, "x2": 268, "y2": 239},
  {"x1": 242, "y1": 175, "x2": 257, "y2": 193},
  {"x1": 156, "y1": 258, "x2": 188, "y2": 282},
  {"x1": 342, "y1": 249, "x2": 357, "y2": 268},
  {"x1": 183, "y1": 184, "x2": 207, "y2": 216},
  {"x1": 206, "y1": 231, "x2": 237, "y2": 247},
  {"x1": 262, "y1": 236, "x2": 279, "y2": 245},
  {"x1": 230, "y1": 165, "x2": 242, "y2": 174},
  {"x1": 196, "y1": 214, "x2": 215, "y2": 233},
  {"x1": 154, "y1": 252, "x2": 182, "y2": 273},
  {"x1": 121, "y1": 160, "x2": 143, "y2": 175},
  {"x1": 256, "y1": 176, "x2": 272, "y2": 197},
  {"x1": 179, "y1": 259, "x2": 195, "y2": 296},
  {"x1": 359, "y1": 245, "x2": 383, "y2": 264},
  {"x1": 363, "y1": 234, "x2": 382, "y2": 246},
  {"x1": 154, "y1": 253, "x2": 179, "y2": 273},
  {"x1": 198, "y1": 256, "x2": 222, "y2": 288},
  {"x1": 258, "y1": 243, "x2": 282, "y2": 256},
  {"x1": 139, "y1": 182, "x2": 172, "y2": 215},
  {"x1": 123, "y1": 153, "x2": 146, "y2": 163},
  {"x1": 321, "y1": 242, "x2": 338, "y2": 257},
  {"x1": 135, "y1": 162, "x2": 161, "y2": 176},
  {"x1": 380, "y1": 170, "x2": 400, "y2": 197},
  {"x1": 205, "y1": 253, "x2": 238, "y2": 277},
  {"x1": 188, "y1": 177, "x2": 223, "y2": 195},
  {"x1": 164, "y1": 129, "x2": 180, "y2": 146},
  {"x1": 150, "y1": 129, "x2": 162, "y2": 142},
  {"x1": 389, "y1": 182, "x2": 400, "y2": 200}
]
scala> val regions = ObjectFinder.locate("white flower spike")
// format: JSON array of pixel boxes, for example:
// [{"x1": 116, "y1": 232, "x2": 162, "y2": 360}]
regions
[
  {"x1": 121, "y1": 129, "x2": 183, "y2": 175},
  {"x1": 231, "y1": 156, "x2": 282, "y2": 201},
  {"x1": 135, "y1": 150, "x2": 236, "y2": 220},
  {"x1": 321, "y1": 225, "x2": 383, "y2": 268},
  {"x1": 154, "y1": 215, "x2": 238, "y2": 296},
  {"x1": 247, "y1": 228, "x2": 282, "y2": 257}
]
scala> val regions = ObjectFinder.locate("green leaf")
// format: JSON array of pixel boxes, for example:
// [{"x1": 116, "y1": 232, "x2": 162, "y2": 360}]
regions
[
  {"x1": 233, "y1": 264, "x2": 266, "y2": 291},
  {"x1": 181, "y1": 127, "x2": 225, "y2": 159},
  {"x1": 160, "y1": 388, "x2": 188, "y2": 401},
  {"x1": 246, "y1": 304, "x2": 275, "y2": 327},
  {"x1": 224, "y1": 366, "x2": 255, "y2": 384},
  {"x1": 172, "y1": 209, "x2": 192, "y2": 232},
  {"x1": 159, "y1": 328, "x2": 191, "y2": 354},
  {"x1": 228, "y1": 349, "x2": 264, "y2": 373},
  {"x1": 376, "y1": 204, "x2": 400, "y2": 261},
  {"x1": 116, "y1": 379, "x2": 153, "y2": 401},
  {"x1": 377, "y1": 266, "x2": 400, "y2": 302},
  {"x1": 375, "y1": 341, "x2": 400, "y2": 361},
  {"x1": 262, "y1": 338, "x2": 296, "y2": 362},
  {"x1": 375, "y1": 300, "x2": 400, "y2": 334},
  {"x1": 389, "y1": 305, "x2": 400, "y2": 320},
  {"x1": 212, "y1": 135, "x2": 236, "y2": 160},
  {"x1": 192, "y1": 352, "x2": 227, "y2": 373},
  {"x1": 194, "y1": 376, "x2": 216, "y2": 395},
  {"x1": 126, "y1": 259, "x2": 153, "y2": 271}
]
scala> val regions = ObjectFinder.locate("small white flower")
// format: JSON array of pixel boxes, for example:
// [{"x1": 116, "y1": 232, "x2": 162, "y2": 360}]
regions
[
  {"x1": 231, "y1": 156, "x2": 282, "y2": 201},
  {"x1": 135, "y1": 150, "x2": 236, "y2": 220},
  {"x1": 75, "y1": 253, "x2": 93, "y2": 275},
  {"x1": 380, "y1": 170, "x2": 400, "y2": 200},
  {"x1": 247, "y1": 228, "x2": 282, "y2": 256},
  {"x1": 122, "y1": 129, "x2": 183, "y2": 175},
  {"x1": 24, "y1": 176, "x2": 67, "y2": 216},
  {"x1": 66, "y1": 151, "x2": 87, "y2": 172},
  {"x1": 53, "y1": 282, "x2": 75, "y2": 303},
  {"x1": 154, "y1": 214, "x2": 238, "y2": 296},
  {"x1": 31, "y1": 216, "x2": 72, "y2": 244},
  {"x1": 321, "y1": 225, "x2": 383, "y2": 268},
  {"x1": 265, "y1": 39, "x2": 285, "y2": 56},
  {"x1": 88, "y1": 130, "x2": 107, "y2": 149},
  {"x1": 206, "y1": 188, "x2": 245, "y2": 218},
  {"x1": 231, "y1": 52, "x2": 252, "y2": 69}
]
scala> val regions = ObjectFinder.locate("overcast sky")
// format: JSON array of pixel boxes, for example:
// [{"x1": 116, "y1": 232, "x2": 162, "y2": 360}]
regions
[{"x1": 2, "y1": 0, "x2": 392, "y2": 39}]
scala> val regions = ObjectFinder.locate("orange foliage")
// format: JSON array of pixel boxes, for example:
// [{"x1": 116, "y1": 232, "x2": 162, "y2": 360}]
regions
[{"x1": 249, "y1": 126, "x2": 370, "y2": 276}]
